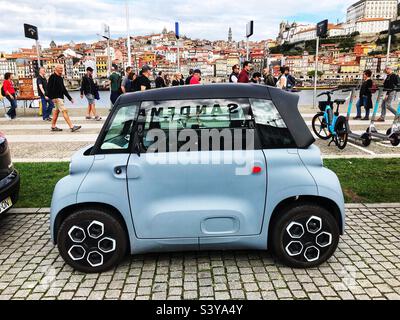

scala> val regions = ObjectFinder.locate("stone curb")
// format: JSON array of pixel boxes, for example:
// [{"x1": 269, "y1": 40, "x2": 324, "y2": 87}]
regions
[{"x1": 7, "y1": 204, "x2": 400, "y2": 215}]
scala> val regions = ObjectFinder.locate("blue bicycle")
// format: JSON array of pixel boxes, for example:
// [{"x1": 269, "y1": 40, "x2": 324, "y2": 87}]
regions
[{"x1": 312, "y1": 90, "x2": 349, "y2": 150}]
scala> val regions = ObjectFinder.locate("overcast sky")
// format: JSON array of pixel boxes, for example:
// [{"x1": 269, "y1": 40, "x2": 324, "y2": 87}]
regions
[{"x1": 0, "y1": 0, "x2": 356, "y2": 52}]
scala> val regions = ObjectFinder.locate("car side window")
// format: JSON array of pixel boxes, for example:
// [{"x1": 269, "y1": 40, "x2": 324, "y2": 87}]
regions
[
  {"x1": 139, "y1": 99, "x2": 254, "y2": 152},
  {"x1": 250, "y1": 98, "x2": 296, "y2": 149},
  {"x1": 100, "y1": 103, "x2": 140, "y2": 152}
]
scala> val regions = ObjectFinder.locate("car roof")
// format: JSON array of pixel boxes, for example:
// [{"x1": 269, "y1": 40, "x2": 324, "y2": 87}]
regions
[
  {"x1": 119, "y1": 83, "x2": 272, "y2": 102},
  {"x1": 114, "y1": 84, "x2": 315, "y2": 149}
]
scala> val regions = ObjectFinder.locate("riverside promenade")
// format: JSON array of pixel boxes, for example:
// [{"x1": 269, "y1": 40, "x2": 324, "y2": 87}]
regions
[{"x1": 1, "y1": 107, "x2": 399, "y2": 162}]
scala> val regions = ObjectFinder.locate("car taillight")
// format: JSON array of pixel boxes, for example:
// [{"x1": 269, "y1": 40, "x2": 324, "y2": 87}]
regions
[{"x1": 0, "y1": 133, "x2": 8, "y2": 154}]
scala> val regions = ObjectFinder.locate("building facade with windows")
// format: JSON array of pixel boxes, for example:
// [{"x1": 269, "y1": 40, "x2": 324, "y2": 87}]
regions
[{"x1": 347, "y1": 0, "x2": 398, "y2": 23}]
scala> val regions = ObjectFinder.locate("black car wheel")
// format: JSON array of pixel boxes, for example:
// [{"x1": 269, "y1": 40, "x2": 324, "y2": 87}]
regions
[
  {"x1": 57, "y1": 208, "x2": 128, "y2": 273},
  {"x1": 312, "y1": 113, "x2": 331, "y2": 140},
  {"x1": 270, "y1": 204, "x2": 340, "y2": 268}
]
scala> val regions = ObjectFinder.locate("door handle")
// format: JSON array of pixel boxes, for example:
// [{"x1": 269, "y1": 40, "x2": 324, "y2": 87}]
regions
[{"x1": 127, "y1": 164, "x2": 142, "y2": 179}]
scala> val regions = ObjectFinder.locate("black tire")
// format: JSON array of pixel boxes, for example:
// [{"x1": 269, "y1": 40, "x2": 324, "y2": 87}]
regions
[
  {"x1": 334, "y1": 116, "x2": 349, "y2": 150},
  {"x1": 390, "y1": 135, "x2": 400, "y2": 147},
  {"x1": 270, "y1": 204, "x2": 340, "y2": 268},
  {"x1": 312, "y1": 113, "x2": 331, "y2": 140},
  {"x1": 361, "y1": 133, "x2": 372, "y2": 147},
  {"x1": 57, "y1": 208, "x2": 128, "y2": 273}
]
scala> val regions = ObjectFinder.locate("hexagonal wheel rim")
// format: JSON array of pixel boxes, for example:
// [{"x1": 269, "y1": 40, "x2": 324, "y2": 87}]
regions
[
  {"x1": 98, "y1": 237, "x2": 117, "y2": 253},
  {"x1": 304, "y1": 246, "x2": 320, "y2": 262},
  {"x1": 68, "y1": 245, "x2": 86, "y2": 261},
  {"x1": 68, "y1": 226, "x2": 86, "y2": 243},
  {"x1": 286, "y1": 222, "x2": 305, "y2": 239},
  {"x1": 316, "y1": 232, "x2": 333, "y2": 248},
  {"x1": 87, "y1": 221, "x2": 104, "y2": 239},
  {"x1": 87, "y1": 251, "x2": 104, "y2": 267},
  {"x1": 306, "y1": 216, "x2": 322, "y2": 234},
  {"x1": 285, "y1": 241, "x2": 304, "y2": 257}
]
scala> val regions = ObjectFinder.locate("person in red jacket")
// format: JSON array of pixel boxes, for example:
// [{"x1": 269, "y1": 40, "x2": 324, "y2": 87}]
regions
[
  {"x1": 2, "y1": 73, "x2": 17, "y2": 120},
  {"x1": 238, "y1": 61, "x2": 251, "y2": 83},
  {"x1": 190, "y1": 69, "x2": 202, "y2": 85}
]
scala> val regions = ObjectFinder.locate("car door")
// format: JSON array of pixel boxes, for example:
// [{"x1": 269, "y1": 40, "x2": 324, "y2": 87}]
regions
[
  {"x1": 78, "y1": 102, "x2": 140, "y2": 223},
  {"x1": 127, "y1": 98, "x2": 267, "y2": 240}
]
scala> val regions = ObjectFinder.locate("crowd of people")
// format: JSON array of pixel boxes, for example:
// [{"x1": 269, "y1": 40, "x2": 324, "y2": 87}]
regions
[
  {"x1": 1, "y1": 62, "x2": 399, "y2": 131},
  {"x1": 354, "y1": 66, "x2": 399, "y2": 121}
]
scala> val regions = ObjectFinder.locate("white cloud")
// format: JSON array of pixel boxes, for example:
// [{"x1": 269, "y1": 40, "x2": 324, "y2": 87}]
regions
[{"x1": 0, "y1": 0, "x2": 355, "y2": 52}]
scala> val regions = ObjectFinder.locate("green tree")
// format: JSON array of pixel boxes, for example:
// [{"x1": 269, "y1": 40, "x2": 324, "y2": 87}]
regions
[{"x1": 307, "y1": 70, "x2": 324, "y2": 78}]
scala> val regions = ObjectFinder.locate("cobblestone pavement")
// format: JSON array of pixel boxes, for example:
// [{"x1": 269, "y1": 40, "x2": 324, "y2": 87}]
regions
[{"x1": 0, "y1": 204, "x2": 399, "y2": 300}]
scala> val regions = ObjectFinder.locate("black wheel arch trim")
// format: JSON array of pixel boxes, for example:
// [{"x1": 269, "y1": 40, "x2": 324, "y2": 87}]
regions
[
  {"x1": 268, "y1": 196, "x2": 344, "y2": 242},
  {"x1": 53, "y1": 203, "x2": 131, "y2": 253}
]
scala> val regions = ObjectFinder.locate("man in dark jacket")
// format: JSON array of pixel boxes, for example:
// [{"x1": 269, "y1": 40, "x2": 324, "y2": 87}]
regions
[
  {"x1": 155, "y1": 71, "x2": 166, "y2": 88},
  {"x1": 48, "y1": 64, "x2": 81, "y2": 132},
  {"x1": 37, "y1": 67, "x2": 54, "y2": 121},
  {"x1": 377, "y1": 66, "x2": 399, "y2": 122},
  {"x1": 354, "y1": 69, "x2": 373, "y2": 121},
  {"x1": 229, "y1": 65, "x2": 240, "y2": 83},
  {"x1": 185, "y1": 69, "x2": 194, "y2": 85},
  {"x1": 80, "y1": 67, "x2": 101, "y2": 121}
]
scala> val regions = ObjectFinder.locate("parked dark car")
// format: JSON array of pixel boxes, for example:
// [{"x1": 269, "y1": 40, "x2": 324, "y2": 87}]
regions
[{"x1": 0, "y1": 132, "x2": 20, "y2": 215}]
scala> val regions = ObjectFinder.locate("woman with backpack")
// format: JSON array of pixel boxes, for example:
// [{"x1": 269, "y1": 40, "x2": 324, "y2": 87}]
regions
[
  {"x1": 354, "y1": 70, "x2": 374, "y2": 121},
  {"x1": 2, "y1": 73, "x2": 17, "y2": 120}
]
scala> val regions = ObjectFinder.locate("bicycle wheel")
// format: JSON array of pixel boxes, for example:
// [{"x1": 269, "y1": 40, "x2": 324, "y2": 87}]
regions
[
  {"x1": 312, "y1": 113, "x2": 331, "y2": 140},
  {"x1": 334, "y1": 116, "x2": 349, "y2": 150}
]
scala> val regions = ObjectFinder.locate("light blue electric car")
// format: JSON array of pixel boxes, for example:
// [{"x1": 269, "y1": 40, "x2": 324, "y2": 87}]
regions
[{"x1": 50, "y1": 84, "x2": 345, "y2": 273}]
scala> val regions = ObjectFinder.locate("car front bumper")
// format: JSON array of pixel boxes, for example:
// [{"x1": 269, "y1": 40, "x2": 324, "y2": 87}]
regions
[{"x1": 0, "y1": 170, "x2": 20, "y2": 214}]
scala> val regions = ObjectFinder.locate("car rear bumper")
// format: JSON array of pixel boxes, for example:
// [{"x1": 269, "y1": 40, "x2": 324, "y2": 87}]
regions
[{"x1": 0, "y1": 170, "x2": 20, "y2": 214}]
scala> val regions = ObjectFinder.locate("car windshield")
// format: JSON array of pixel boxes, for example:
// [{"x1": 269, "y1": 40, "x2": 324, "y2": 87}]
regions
[{"x1": 100, "y1": 103, "x2": 140, "y2": 151}]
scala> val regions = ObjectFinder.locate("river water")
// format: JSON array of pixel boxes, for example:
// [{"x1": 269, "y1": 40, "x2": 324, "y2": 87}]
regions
[{"x1": 63, "y1": 88, "x2": 352, "y2": 109}]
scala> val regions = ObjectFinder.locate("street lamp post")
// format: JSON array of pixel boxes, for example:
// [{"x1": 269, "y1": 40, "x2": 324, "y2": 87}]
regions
[
  {"x1": 313, "y1": 36, "x2": 320, "y2": 109},
  {"x1": 126, "y1": 0, "x2": 132, "y2": 67}
]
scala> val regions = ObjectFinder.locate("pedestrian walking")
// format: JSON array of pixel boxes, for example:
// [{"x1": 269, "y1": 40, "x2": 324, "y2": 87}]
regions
[
  {"x1": 189, "y1": 69, "x2": 202, "y2": 85},
  {"x1": 229, "y1": 65, "x2": 240, "y2": 83},
  {"x1": 109, "y1": 65, "x2": 121, "y2": 106},
  {"x1": 185, "y1": 69, "x2": 194, "y2": 85},
  {"x1": 172, "y1": 73, "x2": 182, "y2": 86},
  {"x1": 377, "y1": 66, "x2": 399, "y2": 122},
  {"x1": 121, "y1": 66, "x2": 133, "y2": 93},
  {"x1": 2, "y1": 73, "x2": 17, "y2": 120},
  {"x1": 354, "y1": 70, "x2": 373, "y2": 121},
  {"x1": 276, "y1": 67, "x2": 286, "y2": 89},
  {"x1": 47, "y1": 64, "x2": 81, "y2": 132},
  {"x1": 134, "y1": 65, "x2": 152, "y2": 91},
  {"x1": 263, "y1": 68, "x2": 277, "y2": 86},
  {"x1": 285, "y1": 67, "x2": 296, "y2": 90},
  {"x1": 250, "y1": 72, "x2": 262, "y2": 84},
  {"x1": 164, "y1": 74, "x2": 171, "y2": 87},
  {"x1": 155, "y1": 71, "x2": 166, "y2": 88},
  {"x1": 37, "y1": 67, "x2": 54, "y2": 121},
  {"x1": 238, "y1": 61, "x2": 251, "y2": 83},
  {"x1": 80, "y1": 67, "x2": 101, "y2": 121},
  {"x1": 126, "y1": 72, "x2": 137, "y2": 92}
]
